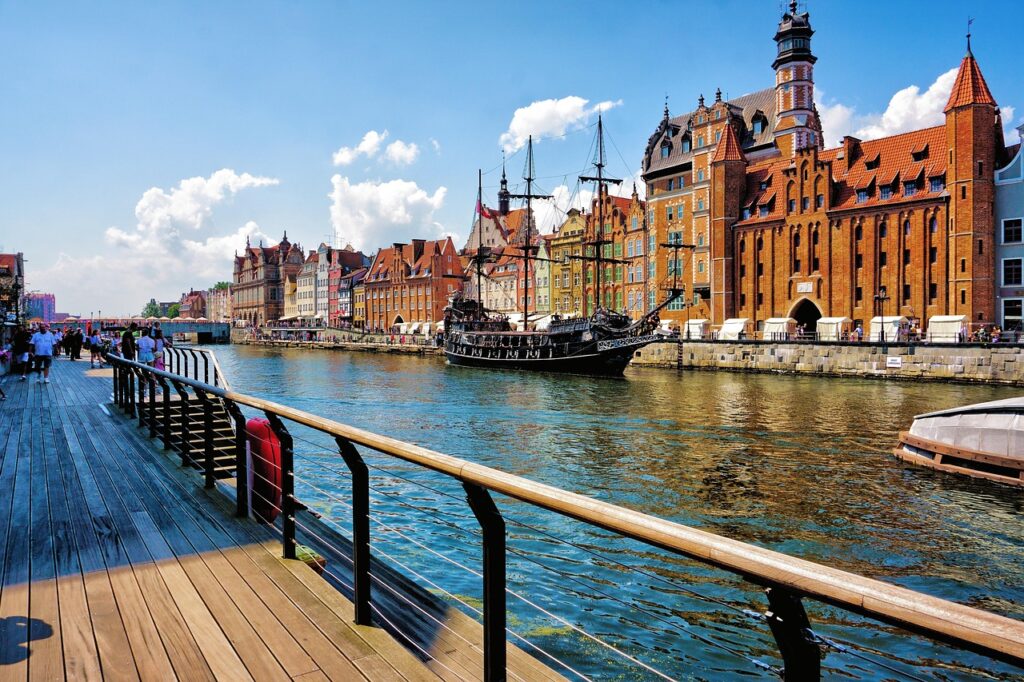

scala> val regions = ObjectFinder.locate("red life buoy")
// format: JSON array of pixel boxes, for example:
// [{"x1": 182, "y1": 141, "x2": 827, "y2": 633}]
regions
[{"x1": 246, "y1": 417, "x2": 282, "y2": 523}]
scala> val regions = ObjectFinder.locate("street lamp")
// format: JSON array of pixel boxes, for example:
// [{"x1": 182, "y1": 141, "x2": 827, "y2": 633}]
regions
[{"x1": 874, "y1": 285, "x2": 890, "y2": 353}]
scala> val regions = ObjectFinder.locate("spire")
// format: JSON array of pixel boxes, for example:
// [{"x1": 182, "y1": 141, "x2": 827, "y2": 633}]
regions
[
  {"x1": 698, "y1": 93, "x2": 705, "y2": 108},
  {"x1": 246, "y1": 235, "x2": 251, "y2": 248},
  {"x1": 663, "y1": 95, "x2": 670, "y2": 121},
  {"x1": 498, "y1": 152, "x2": 511, "y2": 216},
  {"x1": 789, "y1": 0, "x2": 797, "y2": 15},
  {"x1": 944, "y1": 49, "x2": 995, "y2": 112},
  {"x1": 715, "y1": 88, "x2": 722, "y2": 103},
  {"x1": 966, "y1": 16, "x2": 973, "y2": 55},
  {"x1": 711, "y1": 123, "x2": 746, "y2": 164}
]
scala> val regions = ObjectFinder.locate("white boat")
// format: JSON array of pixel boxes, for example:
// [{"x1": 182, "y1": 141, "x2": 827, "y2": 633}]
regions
[{"x1": 894, "y1": 397, "x2": 1024, "y2": 486}]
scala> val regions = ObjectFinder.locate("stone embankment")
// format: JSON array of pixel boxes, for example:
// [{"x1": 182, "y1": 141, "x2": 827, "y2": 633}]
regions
[
  {"x1": 631, "y1": 340, "x2": 1024, "y2": 386},
  {"x1": 239, "y1": 338, "x2": 442, "y2": 356}
]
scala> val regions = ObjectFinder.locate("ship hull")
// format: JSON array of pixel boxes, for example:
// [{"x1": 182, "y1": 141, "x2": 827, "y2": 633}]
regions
[{"x1": 444, "y1": 346, "x2": 635, "y2": 376}]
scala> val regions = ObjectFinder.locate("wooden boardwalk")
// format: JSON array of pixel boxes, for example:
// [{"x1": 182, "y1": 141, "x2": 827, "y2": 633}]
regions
[{"x1": 0, "y1": 358, "x2": 442, "y2": 681}]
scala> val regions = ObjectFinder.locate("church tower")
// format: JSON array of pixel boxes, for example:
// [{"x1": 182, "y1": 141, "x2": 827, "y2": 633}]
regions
[
  {"x1": 772, "y1": 1, "x2": 821, "y2": 157},
  {"x1": 945, "y1": 35, "x2": 998, "y2": 323},
  {"x1": 498, "y1": 160, "x2": 511, "y2": 216}
]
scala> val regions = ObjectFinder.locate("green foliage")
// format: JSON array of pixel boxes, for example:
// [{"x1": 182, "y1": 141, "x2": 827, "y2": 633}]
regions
[
  {"x1": 168, "y1": 303, "x2": 181, "y2": 318},
  {"x1": 212, "y1": 281, "x2": 231, "y2": 290},
  {"x1": 141, "y1": 300, "x2": 160, "y2": 317}
]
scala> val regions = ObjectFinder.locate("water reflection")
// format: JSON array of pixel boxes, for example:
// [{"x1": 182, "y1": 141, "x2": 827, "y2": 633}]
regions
[{"x1": 211, "y1": 345, "x2": 1024, "y2": 680}]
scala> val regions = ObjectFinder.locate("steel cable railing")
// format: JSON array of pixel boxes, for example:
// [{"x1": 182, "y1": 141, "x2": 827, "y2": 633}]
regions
[{"x1": 106, "y1": 355, "x2": 1024, "y2": 682}]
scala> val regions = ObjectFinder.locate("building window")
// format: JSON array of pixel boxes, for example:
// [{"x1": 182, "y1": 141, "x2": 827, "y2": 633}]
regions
[
  {"x1": 855, "y1": 224, "x2": 863, "y2": 241},
  {"x1": 740, "y1": 264, "x2": 746, "y2": 277},
  {"x1": 1004, "y1": 218, "x2": 1023, "y2": 244},
  {"x1": 903, "y1": 284, "x2": 911, "y2": 301},
  {"x1": 879, "y1": 223, "x2": 887, "y2": 238},
  {"x1": 903, "y1": 249, "x2": 911, "y2": 265},
  {"x1": 788, "y1": 199, "x2": 796, "y2": 213},
  {"x1": 816, "y1": 193, "x2": 824, "y2": 209},
  {"x1": 880, "y1": 185, "x2": 892, "y2": 200},
  {"x1": 753, "y1": 118, "x2": 763, "y2": 134},
  {"x1": 697, "y1": 233, "x2": 704, "y2": 247},
  {"x1": 740, "y1": 293, "x2": 746, "y2": 306},
  {"x1": 802, "y1": 196, "x2": 809, "y2": 210},
  {"x1": 697, "y1": 135, "x2": 705, "y2": 148},
  {"x1": 667, "y1": 206, "x2": 674, "y2": 220},
  {"x1": 929, "y1": 283, "x2": 937, "y2": 301},
  {"x1": 960, "y1": 258, "x2": 966, "y2": 273},
  {"x1": 697, "y1": 261, "x2": 705, "y2": 273},
  {"x1": 1004, "y1": 299, "x2": 1023, "y2": 331},
  {"x1": 978, "y1": 239, "x2": 984, "y2": 255},
  {"x1": 715, "y1": 131, "x2": 721, "y2": 143},
  {"x1": 682, "y1": 139, "x2": 691, "y2": 153},
  {"x1": 757, "y1": 262, "x2": 764, "y2": 276},
  {"x1": 961, "y1": 186, "x2": 967, "y2": 200},
  {"x1": 856, "y1": 189, "x2": 869, "y2": 204},
  {"x1": 879, "y1": 251, "x2": 887, "y2": 267},
  {"x1": 661, "y1": 145, "x2": 670, "y2": 158},
  {"x1": 697, "y1": 199, "x2": 704, "y2": 211},
  {"x1": 1004, "y1": 258, "x2": 1023, "y2": 286},
  {"x1": 961, "y1": 289, "x2": 966, "y2": 305},
  {"x1": 929, "y1": 246, "x2": 937, "y2": 264},
  {"x1": 930, "y1": 178, "x2": 944, "y2": 193},
  {"x1": 903, "y1": 220, "x2": 911, "y2": 236},
  {"x1": 697, "y1": 169, "x2": 705, "y2": 182},
  {"x1": 855, "y1": 286, "x2": 863, "y2": 303},
  {"x1": 855, "y1": 253, "x2": 863, "y2": 269},
  {"x1": 759, "y1": 206, "x2": 769, "y2": 217},
  {"x1": 903, "y1": 181, "x2": 917, "y2": 196},
  {"x1": 742, "y1": 208, "x2": 751, "y2": 219}
]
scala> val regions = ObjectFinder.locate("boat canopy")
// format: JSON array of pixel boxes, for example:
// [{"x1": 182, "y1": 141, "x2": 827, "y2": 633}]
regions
[
  {"x1": 762, "y1": 317, "x2": 796, "y2": 340},
  {"x1": 926, "y1": 315, "x2": 967, "y2": 343},
  {"x1": 683, "y1": 319, "x2": 709, "y2": 339},
  {"x1": 409, "y1": 322, "x2": 420, "y2": 333},
  {"x1": 817, "y1": 317, "x2": 852, "y2": 341},
  {"x1": 718, "y1": 318, "x2": 749, "y2": 340},
  {"x1": 909, "y1": 396, "x2": 1024, "y2": 459},
  {"x1": 868, "y1": 316, "x2": 908, "y2": 342}
]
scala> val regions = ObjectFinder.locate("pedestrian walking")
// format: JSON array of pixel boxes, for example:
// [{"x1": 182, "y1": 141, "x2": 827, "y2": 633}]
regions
[
  {"x1": 89, "y1": 328, "x2": 104, "y2": 368},
  {"x1": 153, "y1": 327, "x2": 168, "y2": 370},
  {"x1": 121, "y1": 322, "x2": 138, "y2": 360},
  {"x1": 137, "y1": 327, "x2": 156, "y2": 366},
  {"x1": 14, "y1": 326, "x2": 32, "y2": 381},
  {"x1": 30, "y1": 323, "x2": 57, "y2": 383}
]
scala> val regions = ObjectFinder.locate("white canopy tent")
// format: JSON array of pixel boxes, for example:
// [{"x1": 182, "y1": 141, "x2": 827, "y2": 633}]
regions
[
  {"x1": 762, "y1": 317, "x2": 796, "y2": 340},
  {"x1": 683, "y1": 319, "x2": 709, "y2": 339},
  {"x1": 869, "y1": 316, "x2": 908, "y2": 342},
  {"x1": 926, "y1": 315, "x2": 967, "y2": 343},
  {"x1": 816, "y1": 317, "x2": 852, "y2": 341},
  {"x1": 718, "y1": 318, "x2": 749, "y2": 340},
  {"x1": 398, "y1": 323, "x2": 409, "y2": 334},
  {"x1": 408, "y1": 322, "x2": 420, "y2": 333}
]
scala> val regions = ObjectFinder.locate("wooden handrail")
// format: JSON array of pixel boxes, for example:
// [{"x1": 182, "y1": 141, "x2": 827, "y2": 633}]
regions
[{"x1": 106, "y1": 354, "x2": 1024, "y2": 667}]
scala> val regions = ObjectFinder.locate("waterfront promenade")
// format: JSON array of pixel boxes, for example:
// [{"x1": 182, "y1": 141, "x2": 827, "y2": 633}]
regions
[{"x1": 0, "y1": 360, "x2": 441, "y2": 680}]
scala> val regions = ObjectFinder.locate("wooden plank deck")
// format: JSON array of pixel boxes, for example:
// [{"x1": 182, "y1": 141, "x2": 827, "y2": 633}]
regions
[{"x1": 0, "y1": 359, "x2": 446, "y2": 681}]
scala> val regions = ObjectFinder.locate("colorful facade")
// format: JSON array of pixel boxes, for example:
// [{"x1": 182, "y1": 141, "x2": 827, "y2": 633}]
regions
[
  {"x1": 232, "y1": 233, "x2": 305, "y2": 326},
  {"x1": 641, "y1": 5, "x2": 1012, "y2": 333},
  {"x1": 995, "y1": 124, "x2": 1024, "y2": 331},
  {"x1": 363, "y1": 237, "x2": 461, "y2": 331},
  {"x1": 549, "y1": 209, "x2": 585, "y2": 315}
]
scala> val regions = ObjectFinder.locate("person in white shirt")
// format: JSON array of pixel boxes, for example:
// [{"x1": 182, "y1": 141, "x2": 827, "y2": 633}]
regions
[
  {"x1": 136, "y1": 327, "x2": 157, "y2": 366},
  {"x1": 30, "y1": 324, "x2": 57, "y2": 383},
  {"x1": 90, "y1": 330, "x2": 104, "y2": 368}
]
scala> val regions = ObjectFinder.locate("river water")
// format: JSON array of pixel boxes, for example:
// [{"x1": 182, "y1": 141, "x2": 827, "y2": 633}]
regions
[{"x1": 209, "y1": 344, "x2": 1024, "y2": 680}]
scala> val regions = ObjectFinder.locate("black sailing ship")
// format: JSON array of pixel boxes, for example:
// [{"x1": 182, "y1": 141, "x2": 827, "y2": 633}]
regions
[{"x1": 443, "y1": 118, "x2": 688, "y2": 376}]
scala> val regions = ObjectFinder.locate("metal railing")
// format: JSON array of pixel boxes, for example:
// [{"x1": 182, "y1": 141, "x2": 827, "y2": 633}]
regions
[
  {"x1": 105, "y1": 353, "x2": 1024, "y2": 680},
  {"x1": 163, "y1": 345, "x2": 231, "y2": 390}
]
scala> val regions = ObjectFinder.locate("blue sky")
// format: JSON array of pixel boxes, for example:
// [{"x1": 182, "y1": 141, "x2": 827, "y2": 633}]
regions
[{"x1": 1, "y1": 0, "x2": 1020, "y2": 316}]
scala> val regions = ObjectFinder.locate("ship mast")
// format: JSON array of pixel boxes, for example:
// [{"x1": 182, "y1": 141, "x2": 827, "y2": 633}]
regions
[
  {"x1": 475, "y1": 169, "x2": 484, "y2": 315},
  {"x1": 508, "y1": 136, "x2": 551, "y2": 330},
  {"x1": 579, "y1": 114, "x2": 621, "y2": 316}
]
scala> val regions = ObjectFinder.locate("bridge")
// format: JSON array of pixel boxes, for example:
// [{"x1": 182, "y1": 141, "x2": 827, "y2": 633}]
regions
[{"x1": 1, "y1": 352, "x2": 1022, "y2": 680}]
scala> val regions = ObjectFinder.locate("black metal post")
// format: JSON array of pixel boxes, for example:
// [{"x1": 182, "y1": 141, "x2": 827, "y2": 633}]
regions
[
  {"x1": 265, "y1": 412, "x2": 296, "y2": 560},
  {"x1": 224, "y1": 399, "x2": 249, "y2": 518},
  {"x1": 336, "y1": 436, "x2": 371, "y2": 625},
  {"x1": 157, "y1": 375, "x2": 172, "y2": 450},
  {"x1": 170, "y1": 380, "x2": 191, "y2": 467},
  {"x1": 112, "y1": 364, "x2": 120, "y2": 407},
  {"x1": 136, "y1": 367, "x2": 146, "y2": 428},
  {"x1": 126, "y1": 367, "x2": 136, "y2": 418},
  {"x1": 463, "y1": 482, "x2": 506, "y2": 682},
  {"x1": 764, "y1": 586, "x2": 821, "y2": 681},
  {"x1": 200, "y1": 351, "x2": 210, "y2": 385},
  {"x1": 196, "y1": 389, "x2": 216, "y2": 489},
  {"x1": 147, "y1": 369, "x2": 158, "y2": 439}
]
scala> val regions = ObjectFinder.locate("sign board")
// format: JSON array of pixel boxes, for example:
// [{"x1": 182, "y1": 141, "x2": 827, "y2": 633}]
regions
[
  {"x1": 886, "y1": 356, "x2": 903, "y2": 368},
  {"x1": 796, "y1": 282, "x2": 813, "y2": 293}
]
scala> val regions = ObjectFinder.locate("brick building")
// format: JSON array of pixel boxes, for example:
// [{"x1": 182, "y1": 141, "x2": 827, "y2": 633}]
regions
[
  {"x1": 641, "y1": 3, "x2": 1012, "y2": 334},
  {"x1": 363, "y1": 237, "x2": 461, "y2": 331},
  {"x1": 549, "y1": 209, "x2": 585, "y2": 316},
  {"x1": 232, "y1": 232, "x2": 305, "y2": 326},
  {"x1": 582, "y1": 187, "x2": 647, "y2": 319}
]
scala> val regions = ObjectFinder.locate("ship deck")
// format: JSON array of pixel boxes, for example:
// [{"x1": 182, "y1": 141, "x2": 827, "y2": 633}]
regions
[{"x1": 0, "y1": 359, "x2": 443, "y2": 680}]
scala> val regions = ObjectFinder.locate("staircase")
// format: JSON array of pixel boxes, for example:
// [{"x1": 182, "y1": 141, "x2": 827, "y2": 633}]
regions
[{"x1": 138, "y1": 388, "x2": 237, "y2": 479}]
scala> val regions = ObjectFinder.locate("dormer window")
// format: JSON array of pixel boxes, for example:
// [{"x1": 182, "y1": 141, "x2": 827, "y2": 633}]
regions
[
  {"x1": 681, "y1": 138, "x2": 691, "y2": 153},
  {"x1": 742, "y1": 208, "x2": 751, "y2": 219},
  {"x1": 864, "y1": 154, "x2": 880, "y2": 170},
  {"x1": 930, "y1": 177, "x2": 945, "y2": 193},
  {"x1": 903, "y1": 180, "x2": 918, "y2": 196},
  {"x1": 660, "y1": 143, "x2": 670, "y2": 159},
  {"x1": 911, "y1": 144, "x2": 929, "y2": 162},
  {"x1": 856, "y1": 189, "x2": 870, "y2": 204},
  {"x1": 752, "y1": 118, "x2": 764, "y2": 134},
  {"x1": 880, "y1": 184, "x2": 893, "y2": 200}
]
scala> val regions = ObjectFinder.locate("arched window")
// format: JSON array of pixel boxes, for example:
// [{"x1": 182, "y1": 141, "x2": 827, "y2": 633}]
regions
[
  {"x1": 697, "y1": 233, "x2": 705, "y2": 247},
  {"x1": 855, "y1": 224, "x2": 863, "y2": 241},
  {"x1": 904, "y1": 219, "x2": 911, "y2": 235},
  {"x1": 929, "y1": 216, "x2": 937, "y2": 233},
  {"x1": 740, "y1": 239, "x2": 746, "y2": 253},
  {"x1": 879, "y1": 222, "x2": 887, "y2": 238},
  {"x1": 697, "y1": 261, "x2": 705, "y2": 273}
]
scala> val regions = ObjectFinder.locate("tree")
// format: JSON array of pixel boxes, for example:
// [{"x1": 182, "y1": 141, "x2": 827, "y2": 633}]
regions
[
  {"x1": 168, "y1": 303, "x2": 181, "y2": 319},
  {"x1": 141, "y1": 300, "x2": 160, "y2": 317},
  {"x1": 212, "y1": 281, "x2": 231, "y2": 291}
]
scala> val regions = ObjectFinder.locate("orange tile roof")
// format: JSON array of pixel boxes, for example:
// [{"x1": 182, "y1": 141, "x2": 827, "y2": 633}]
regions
[
  {"x1": 944, "y1": 52, "x2": 996, "y2": 112},
  {"x1": 711, "y1": 122, "x2": 745, "y2": 163}
]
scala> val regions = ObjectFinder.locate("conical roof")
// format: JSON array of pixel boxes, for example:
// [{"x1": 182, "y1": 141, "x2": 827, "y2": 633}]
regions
[
  {"x1": 944, "y1": 52, "x2": 995, "y2": 112},
  {"x1": 711, "y1": 123, "x2": 746, "y2": 163}
]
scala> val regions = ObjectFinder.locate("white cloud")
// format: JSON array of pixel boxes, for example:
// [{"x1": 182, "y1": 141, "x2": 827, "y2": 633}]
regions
[
  {"x1": 1000, "y1": 108, "x2": 1019, "y2": 143},
  {"x1": 430, "y1": 138, "x2": 442, "y2": 154},
  {"x1": 384, "y1": 139, "x2": 420, "y2": 166},
  {"x1": 33, "y1": 169, "x2": 277, "y2": 316},
  {"x1": 817, "y1": 69, "x2": 958, "y2": 147},
  {"x1": 332, "y1": 129, "x2": 389, "y2": 166},
  {"x1": 500, "y1": 96, "x2": 623, "y2": 152},
  {"x1": 329, "y1": 175, "x2": 449, "y2": 252},
  {"x1": 533, "y1": 184, "x2": 594, "y2": 235}
]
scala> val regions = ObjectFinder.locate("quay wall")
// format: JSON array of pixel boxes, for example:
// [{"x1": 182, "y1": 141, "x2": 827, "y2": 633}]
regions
[
  {"x1": 237, "y1": 337, "x2": 441, "y2": 356},
  {"x1": 631, "y1": 340, "x2": 1024, "y2": 386}
]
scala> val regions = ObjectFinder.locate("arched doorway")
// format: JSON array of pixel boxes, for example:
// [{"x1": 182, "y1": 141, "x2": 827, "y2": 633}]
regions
[
  {"x1": 789, "y1": 298, "x2": 822, "y2": 336},
  {"x1": 392, "y1": 314, "x2": 405, "y2": 326}
]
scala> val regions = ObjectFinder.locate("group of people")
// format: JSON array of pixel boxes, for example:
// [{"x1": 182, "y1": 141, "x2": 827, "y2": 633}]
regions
[
  {"x1": 114, "y1": 322, "x2": 171, "y2": 370},
  {"x1": 6, "y1": 323, "x2": 108, "y2": 385}
]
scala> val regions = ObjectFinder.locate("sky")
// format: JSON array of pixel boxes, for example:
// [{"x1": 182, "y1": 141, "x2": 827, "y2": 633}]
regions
[{"x1": 1, "y1": 0, "x2": 1020, "y2": 317}]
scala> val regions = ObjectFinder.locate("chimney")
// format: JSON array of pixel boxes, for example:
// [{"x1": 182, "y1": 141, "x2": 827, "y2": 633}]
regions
[{"x1": 411, "y1": 238, "x2": 426, "y2": 262}]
